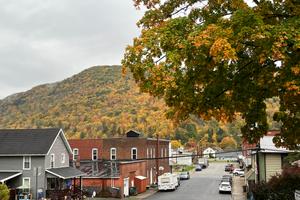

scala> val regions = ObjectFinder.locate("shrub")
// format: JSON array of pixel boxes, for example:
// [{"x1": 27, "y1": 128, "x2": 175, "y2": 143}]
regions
[
  {"x1": 0, "y1": 184, "x2": 10, "y2": 200},
  {"x1": 252, "y1": 166, "x2": 300, "y2": 200}
]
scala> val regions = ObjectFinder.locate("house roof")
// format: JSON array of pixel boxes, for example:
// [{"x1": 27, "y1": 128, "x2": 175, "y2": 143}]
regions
[
  {"x1": 0, "y1": 128, "x2": 70, "y2": 155},
  {"x1": 260, "y1": 136, "x2": 289, "y2": 153},
  {"x1": 46, "y1": 167, "x2": 86, "y2": 179},
  {"x1": 0, "y1": 171, "x2": 22, "y2": 183}
]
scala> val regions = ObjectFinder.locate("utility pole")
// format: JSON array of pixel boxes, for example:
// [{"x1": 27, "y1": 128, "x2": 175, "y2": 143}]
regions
[{"x1": 156, "y1": 133, "x2": 159, "y2": 185}]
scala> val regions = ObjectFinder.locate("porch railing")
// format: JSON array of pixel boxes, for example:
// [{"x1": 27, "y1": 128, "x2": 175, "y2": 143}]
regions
[{"x1": 46, "y1": 187, "x2": 83, "y2": 200}]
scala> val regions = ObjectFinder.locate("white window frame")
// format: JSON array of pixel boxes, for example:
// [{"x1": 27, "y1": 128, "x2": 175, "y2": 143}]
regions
[
  {"x1": 161, "y1": 148, "x2": 163, "y2": 158},
  {"x1": 150, "y1": 148, "x2": 153, "y2": 158},
  {"x1": 92, "y1": 148, "x2": 98, "y2": 161},
  {"x1": 22, "y1": 177, "x2": 30, "y2": 192},
  {"x1": 110, "y1": 148, "x2": 116, "y2": 160},
  {"x1": 153, "y1": 148, "x2": 155, "y2": 158},
  {"x1": 131, "y1": 148, "x2": 137, "y2": 160},
  {"x1": 147, "y1": 148, "x2": 149, "y2": 158},
  {"x1": 50, "y1": 154, "x2": 55, "y2": 168},
  {"x1": 23, "y1": 156, "x2": 31, "y2": 170},
  {"x1": 73, "y1": 148, "x2": 79, "y2": 161},
  {"x1": 165, "y1": 148, "x2": 168, "y2": 158},
  {"x1": 61, "y1": 153, "x2": 65, "y2": 164}
]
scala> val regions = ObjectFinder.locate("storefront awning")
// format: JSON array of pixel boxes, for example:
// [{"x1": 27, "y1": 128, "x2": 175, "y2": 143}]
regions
[
  {"x1": 0, "y1": 171, "x2": 22, "y2": 183},
  {"x1": 46, "y1": 167, "x2": 85, "y2": 180}
]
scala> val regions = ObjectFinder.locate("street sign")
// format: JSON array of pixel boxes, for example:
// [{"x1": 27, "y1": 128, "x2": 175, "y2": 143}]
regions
[{"x1": 295, "y1": 190, "x2": 300, "y2": 200}]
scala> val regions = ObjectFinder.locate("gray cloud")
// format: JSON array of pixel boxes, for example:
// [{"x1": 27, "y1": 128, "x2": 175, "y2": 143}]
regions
[{"x1": 0, "y1": 0, "x2": 143, "y2": 99}]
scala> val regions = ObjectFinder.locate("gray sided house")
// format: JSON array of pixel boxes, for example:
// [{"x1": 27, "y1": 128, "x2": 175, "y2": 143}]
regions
[{"x1": 0, "y1": 128, "x2": 85, "y2": 200}]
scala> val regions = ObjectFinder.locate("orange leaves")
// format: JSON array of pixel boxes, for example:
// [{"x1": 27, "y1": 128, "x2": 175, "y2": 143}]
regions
[
  {"x1": 284, "y1": 81, "x2": 300, "y2": 94},
  {"x1": 209, "y1": 38, "x2": 238, "y2": 62},
  {"x1": 189, "y1": 24, "x2": 237, "y2": 62},
  {"x1": 291, "y1": 66, "x2": 300, "y2": 75}
]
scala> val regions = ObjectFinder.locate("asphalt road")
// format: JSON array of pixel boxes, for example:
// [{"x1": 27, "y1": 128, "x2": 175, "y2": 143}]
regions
[{"x1": 146, "y1": 162, "x2": 232, "y2": 200}]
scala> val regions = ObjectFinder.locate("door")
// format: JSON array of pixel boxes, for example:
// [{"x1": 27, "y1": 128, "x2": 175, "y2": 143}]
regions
[{"x1": 123, "y1": 178, "x2": 129, "y2": 197}]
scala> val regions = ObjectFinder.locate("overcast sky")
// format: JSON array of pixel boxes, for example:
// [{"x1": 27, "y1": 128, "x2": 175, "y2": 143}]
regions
[{"x1": 0, "y1": 0, "x2": 143, "y2": 99}]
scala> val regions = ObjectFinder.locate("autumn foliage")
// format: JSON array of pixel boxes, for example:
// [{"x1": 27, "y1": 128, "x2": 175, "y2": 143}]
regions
[{"x1": 123, "y1": 0, "x2": 300, "y2": 148}]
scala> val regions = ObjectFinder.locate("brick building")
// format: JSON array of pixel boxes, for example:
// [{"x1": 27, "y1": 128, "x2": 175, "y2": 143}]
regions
[
  {"x1": 102, "y1": 130, "x2": 171, "y2": 185},
  {"x1": 68, "y1": 130, "x2": 170, "y2": 197}
]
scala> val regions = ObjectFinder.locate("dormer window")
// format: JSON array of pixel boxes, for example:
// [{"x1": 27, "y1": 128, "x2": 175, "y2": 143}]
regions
[
  {"x1": 131, "y1": 148, "x2": 137, "y2": 160},
  {"x1": 92, "y1": 148, "x2": 98, "y2": 161}
]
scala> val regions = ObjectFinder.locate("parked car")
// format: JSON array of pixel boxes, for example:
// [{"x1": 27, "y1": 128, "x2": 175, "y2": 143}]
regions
[
  {"x1": 221, "y1": 175, "x2": 232, "y2": 185},
  {"x1": 219, "y1": 182, "x2": 232, "y2": 194},
  {"x1": 198, "y1": 158, "x2": 209, "y2": 168},
  {"x1": 233, "y1": 168, "x2": 244, "y2": 176},
  {"x1": 179, "y1": 171, "x2": 190, "y2": 180},
  {"x1": 238, "y1": 171, "x2": 245, "y2": 177},
  {"x1": 225, "y1": 164, "x2": 234, "y2": 172},
  {"x1": 195, "y1": 165, "x2": 202, "y2": 171}
]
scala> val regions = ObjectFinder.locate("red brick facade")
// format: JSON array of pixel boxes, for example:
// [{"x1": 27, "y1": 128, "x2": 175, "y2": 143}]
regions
[
  {"x1": 68, "y1": 133, "x2": 171, "y2": 194},
  {"x1": 102, "y1": 137, "x2": 170, "y2": 185},
  {"x1": 68, "y1": 139, "x2": 102, "y2": 161}
]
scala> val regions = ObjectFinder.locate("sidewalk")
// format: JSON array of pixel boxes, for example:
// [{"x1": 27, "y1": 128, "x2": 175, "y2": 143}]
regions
[
  {"x1": 86, "y1": 188, "x2": 157, "y2": 200},
  {"x1": 232, "y1": 176, "x2": 247, "y2": 200}
]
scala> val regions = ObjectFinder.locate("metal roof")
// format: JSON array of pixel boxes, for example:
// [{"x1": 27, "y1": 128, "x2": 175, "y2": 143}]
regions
[
  {"x1": 46, "y1": 167, "x2": 86, "y2": 179},
  {"x1": 0, "y1": 171, "x2": 22, "y2": 183}
]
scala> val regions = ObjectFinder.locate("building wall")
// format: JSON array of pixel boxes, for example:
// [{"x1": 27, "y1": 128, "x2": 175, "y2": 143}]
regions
[
  {"x1": 68, "y1": 139, "x2": 102, "y2": 161},
  {"x1": 102, "y1": 138, "x2": 147, "y2": 160},
  {"x1": 265, "y1": 153, "x2": 282, "y2": 182},
  {"x1": 45, "y1": 133, "x2": 70, "y2": 169},
  {"x1": 119, "y1": 161, "x2": 147, "y2": 188},
  {"x1": 258, "y1": 153, "x2": 266, "y2": 182},
  {"x1": 0, "y1": 156, "x2": 46, "y2": 200}
]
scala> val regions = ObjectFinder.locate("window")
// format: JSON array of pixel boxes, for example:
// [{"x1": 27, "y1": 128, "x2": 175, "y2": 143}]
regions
[
  {"x1": 153, "y1": 148, "x2": 155, "y2": 158},
  {"x1": 23, "y1": 156, "x2": 31, "y2": 170},
  {"x1": 61, "y1": 153, "x2": 65, "y2": 164},
  {"x1": 110, "y1": 148, "x2": 116, "y2": 160},
  {"x1": 50, "y1": 154, "x2": 55, "y2": 168},
  {"x1": 22, "y1": 178, "x2": 30, "y2": 193},
  {"x1": 165, "y1": 148, "x2": 168, "y2": 158},
  {"x1": 73, "y1": 148, "x2": 79, "y2": 161},
  {"x1": 150, "y1": 148, "x2": 152, "y2": 158},
  {"x1": 161, "y1": 148, "x2": 163, "y2": 158},
  {"x1": 92, "y1": 148, "x2": 98, "y2": 161},
  {"x1": 131, "y1": 148, "x2": 137, "y2": 160},
  {"x1": 147, "y1": 148, "x2": 149, "y2": 158}
]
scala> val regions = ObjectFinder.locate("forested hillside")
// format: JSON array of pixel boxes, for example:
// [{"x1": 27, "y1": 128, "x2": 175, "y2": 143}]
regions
[{"x1": 0, "y1": 65, "x2": 279, "y2": 148}]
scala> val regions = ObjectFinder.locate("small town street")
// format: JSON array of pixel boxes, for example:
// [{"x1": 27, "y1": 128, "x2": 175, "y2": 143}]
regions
[{"x1": 146, "y1": 162, "x2": 232, "y2": 200}]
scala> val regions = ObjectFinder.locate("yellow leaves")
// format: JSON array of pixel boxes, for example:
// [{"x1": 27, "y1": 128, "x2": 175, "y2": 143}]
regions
[
  {"x1": 171, "y1": 140, "x2": 182, "y2": 149},
  {"x1": 189, "y1": 24, "x2": 237, "y2": 62},
  {"x1": 291, "y1": 66, "x2": 300, "y2": 75},
  {"x1": 209, "y1": 38, "x2": 238, "y2": 62}
]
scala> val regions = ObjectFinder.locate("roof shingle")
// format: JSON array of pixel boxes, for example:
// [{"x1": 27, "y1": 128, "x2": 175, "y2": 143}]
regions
[{"x1": 0, "y1": 128, "x2": 60, "y2": 155}]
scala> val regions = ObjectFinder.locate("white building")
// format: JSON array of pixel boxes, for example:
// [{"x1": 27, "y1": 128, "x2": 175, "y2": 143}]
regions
[{"x1": 203, "y1": 147, "x2": 219, "y2": 158}]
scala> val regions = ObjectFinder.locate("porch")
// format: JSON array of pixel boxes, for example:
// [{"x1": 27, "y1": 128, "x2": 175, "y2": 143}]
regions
[{"x1": 46, "y1": 167, "x2": 85, "y2": 200}]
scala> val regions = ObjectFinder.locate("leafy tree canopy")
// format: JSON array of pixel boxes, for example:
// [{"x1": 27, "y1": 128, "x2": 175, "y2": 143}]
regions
[{"x1": 123, "y1": 0, "x2": 300, "y2": 149}]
